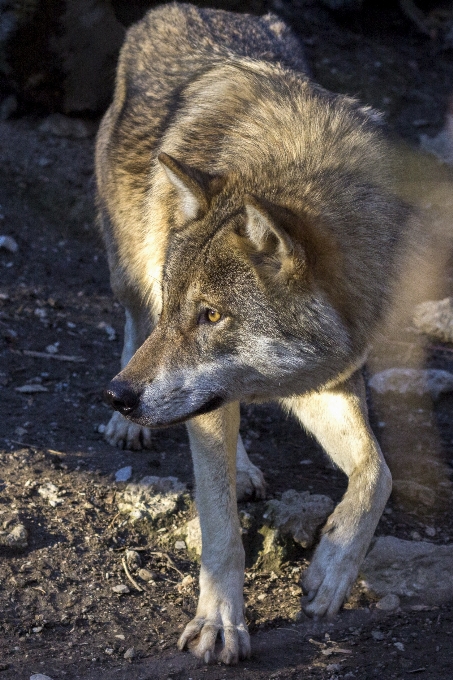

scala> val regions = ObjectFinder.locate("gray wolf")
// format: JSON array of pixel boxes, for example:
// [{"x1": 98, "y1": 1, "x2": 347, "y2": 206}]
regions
[{"x1": 96, "y1": 2, "x2": 407, "y2": 665}]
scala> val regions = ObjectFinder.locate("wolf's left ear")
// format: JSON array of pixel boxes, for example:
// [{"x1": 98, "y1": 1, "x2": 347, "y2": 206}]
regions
[
  {"x1": 158, "y1": 152, "x2": 215, "y2": 220},
  {"x1": 244, "y1": 196, "x2": 294, "y2": 257}
]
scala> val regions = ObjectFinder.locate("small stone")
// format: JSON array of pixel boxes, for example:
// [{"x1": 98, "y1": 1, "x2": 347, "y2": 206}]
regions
[
  {"x1": 425, "y1": 526, "x2": 436, "y2": 537},
  {"x1": 326, "y1": 664, "x2": 341, "y2": 672},
  {"x1": 104, "y1": 648, "x2": 114, "y2": 655},
  {"x1": 180, "y1": 574, "x2": 194, "y2": 588},
  {"x1": 118, "y1": 476, "x2": 186, "y2": 523},
  {"x1": 376, "y1": 593, "x2": 401, "y2": 611},
  {"x1": 123, "y1": 647, "x2": 135, "y2": 660},
  {"x1": 0, "y1": 235, "x2": 18, "y2": 253},
  {"x1": 38, "y1": 482, "x2": 63, "y2": 506},
  {"x1": 411, "y1": 531, "x2": 422, "y2": 541},
  {"x1": 30, "y1": 675, "x2": 54, "y2": 680},
  {"x1": 371, "y1": 629, "x2": 385, "y2": 641},
  {"x1": 137, "y1": 568, "x2": 157, "y2": 583},
  {"x1": 15, "y1": 384, "x2": 49, "y2": 394},
  {"x1": 394, "y1": 642, "x2": 405, "y2": 651},
  {"x1": 32, "y1": 626, "x2": 43, "y2": 633},
  {"x1": 97, "y1": 321, "x2": 116, "y2": 341},
  {"x1": 96, "y1": 423, "x2": 106, "y2": 434},
  {"x1": 183, "y1": 516, "x2": 202, "y2": 556},
  {"x1": 174, "y1": 540, "x2": 186, "y2": 551},
  {"x1": 265, "y1": 489, "x2": 334, "y2": 548},
  {"x1": 45, "y1": 343, "x2": 59, "y2": 354},
  {"x1": 126, "y1": 549, "x2": 142, "y2": 571},
  {"x1": 368, "y1": 368, "x2": 453, "y2": 400},
  {"x1": 115, "y1": 466, "x2": 132, "y2": 483},
  {"x1": 38, "y1": 114, "x2": 91, "y2": 139},
  {"x1": 112, "y1": 584, "x2": 130, "y2": 594},
  {"x1": 0, "y1": 523, "x2": 28, "y2": 549}
]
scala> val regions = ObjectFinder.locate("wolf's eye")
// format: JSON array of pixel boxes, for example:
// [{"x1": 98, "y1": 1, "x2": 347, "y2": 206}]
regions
[{"x1": 207, "y1": 309, "x2": 221, "y2": 323}]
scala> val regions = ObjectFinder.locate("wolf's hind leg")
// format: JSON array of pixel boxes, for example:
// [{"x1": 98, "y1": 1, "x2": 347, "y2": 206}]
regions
[
  {"x1": 282, "y1": 370, "x2": 392, "y2": 618},
  {"x1": 104, "y1": 306, "x2": 153, "y2": 450},
  {"x1": 235, "y1": 435, "x2": 266, "y2": 500}
]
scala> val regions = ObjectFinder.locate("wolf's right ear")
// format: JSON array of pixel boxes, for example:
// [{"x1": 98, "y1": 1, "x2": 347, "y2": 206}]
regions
[{"x1": 158, "y1": 152, "x2": 212, "y2": 220}]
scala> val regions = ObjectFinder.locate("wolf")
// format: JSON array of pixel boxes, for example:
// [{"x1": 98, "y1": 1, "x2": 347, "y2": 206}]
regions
[{"x1": 95, "y1": 1, "x2": 407, "y2": 665}]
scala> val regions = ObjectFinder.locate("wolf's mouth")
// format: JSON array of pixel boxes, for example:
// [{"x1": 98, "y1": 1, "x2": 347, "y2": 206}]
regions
[{"x1": 129, "y1": 394, "x2": 225, "y2": 429}]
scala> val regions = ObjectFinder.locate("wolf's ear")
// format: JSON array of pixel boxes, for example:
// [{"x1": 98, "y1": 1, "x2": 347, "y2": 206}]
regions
[
  {"x1": 158, "y1": 152, "x2": 211, "y2": 220},
  {"x1": 244, "y1": 196, "x2": 294, "y2": 257}
]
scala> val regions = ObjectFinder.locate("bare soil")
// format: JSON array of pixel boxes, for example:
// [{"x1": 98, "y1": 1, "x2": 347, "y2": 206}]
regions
[{"x1": 2, "y1": 2, "x2": 453, "y2": 679}]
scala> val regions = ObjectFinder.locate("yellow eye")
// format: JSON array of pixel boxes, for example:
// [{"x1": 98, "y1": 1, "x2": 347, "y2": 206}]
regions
[{"x1": 207, "y1": 309, "x2": 221, "y2": 323}]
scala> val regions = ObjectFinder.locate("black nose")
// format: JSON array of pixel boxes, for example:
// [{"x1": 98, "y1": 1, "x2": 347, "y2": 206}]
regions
[{"x1": 103, "y1": 379, "x2": 141, "y2": 416}]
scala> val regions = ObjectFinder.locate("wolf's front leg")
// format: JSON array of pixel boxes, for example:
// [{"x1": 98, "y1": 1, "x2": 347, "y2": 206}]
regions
[
  {"x1": 178, "y1": 402, "x2": 250, "y2": 665},
  {"x1": 283, "y1": 370, "x2": 392, "y2": 619}
]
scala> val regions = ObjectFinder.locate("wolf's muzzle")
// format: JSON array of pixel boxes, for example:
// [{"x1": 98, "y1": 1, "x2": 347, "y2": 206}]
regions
[{"x1": 103, "y1": 379, "x2": 141, "y2": 416}]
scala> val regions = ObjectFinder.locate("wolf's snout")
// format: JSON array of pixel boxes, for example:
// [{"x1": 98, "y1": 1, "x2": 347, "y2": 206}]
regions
[{"x1": 103, "y1": 380, "x2": 141, "y2": 416}]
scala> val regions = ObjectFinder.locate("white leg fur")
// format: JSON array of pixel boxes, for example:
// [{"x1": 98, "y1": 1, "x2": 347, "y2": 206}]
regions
[
  {"x1": 178, "y1": 402, "x2": 251, "y2": 664},
  {"x1": 282, "y1": 371, "x2": 392, "y2": 619},
  {"x1": 235, "y1": 435, "x2": 266, "y2": 500}
]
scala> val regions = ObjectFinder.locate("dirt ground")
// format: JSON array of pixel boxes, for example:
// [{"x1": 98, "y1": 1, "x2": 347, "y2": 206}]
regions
[{"x1": 2, "y1": 2, "x2": 453, "y2": 679}]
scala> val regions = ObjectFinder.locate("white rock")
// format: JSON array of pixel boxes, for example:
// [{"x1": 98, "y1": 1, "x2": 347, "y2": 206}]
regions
[
  {"x1": 15, "y1": 384, "x2": 49, "y2": 394},
  {"x1": 38, "y1": 482, "x2": 63, "y2": 506},
  {"x1": 115, "y1": 466, "x2": 132, "y2": 482},
  {"x1": 265, "y1": 490, "x2": 334, "y2": 548},
  {"x1": 38, "y1": 114, "x2": 91, "y2": 138},
  {"x1": 412, "y1": 297, "x2": 453, "y2": 344},
  {"x1": 376, "y1": 593, "x2": 400, "y2": 611},
  {"x1": 182, "y1": 516, "x2": 202, "y2": 556},
  {"x1": 123, "y1": 647, "x2": 135, "y2": 659},
  {"x1": 30, "y1": 675, "x2": 54, "y2": 680},
  {"x1": 0, "y1": 235, "x2": 18, "y2": 253},
  {"x1": 368, "y1": 368, "x2": 453, "y2": 400},
  {"x1": 174, "y1": 540, "x2": 186, "y2": 551},
  {"x1": 0, "y1": 523, "x2": 28, "y2": 548},
  {"x1": 118, "y1": 475, "x2": 186, "y2": 522},
  {"x1": 362, "y1": 536, "x2": 453, "y2": 603},
  {"x1": 112, "y1": 584, "x2": 130, "y2": 594}
]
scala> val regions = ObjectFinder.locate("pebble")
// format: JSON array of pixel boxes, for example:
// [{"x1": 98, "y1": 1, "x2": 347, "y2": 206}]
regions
[
  {"x1": 326, "y1": 664, "x2": 342, "y2": 672},
  {"x1": 38, "y1": 114, "x2": 92, "y2": 139},
  {"x1": 394, "y1": 642, "x2": 405, "y2": 651},
  {"x1": 425, "y1": 526, "x2": 436, "y2": 537},
  {"x1": 123, "y1": 647, "x2": 135, "y2": 660},
  {"x1": 112, "y1": 584, "x2": 130, "y2": 594},
  {"x1": 15, "y1": 384, "x2": 49, "y2": 394},
  {"x1": 371, "y1": 629, "x2": 385, "y2": 641},
  {"x1": 115, "y1": 466, "x2": 132, "y2": 483},
  {"x1": 38, "y1": 482, "x2": 64, "y2": 506},
  {"x1": 125, "y1": 549, "x2": 142, "y2": 571},
  {"x1": 174, "y1": 540, "x2": 186, "y2": 551},
  {"x1": 137, "y1": 568, "x2": 157, "y2": 583},
  {"x1": 376, "y1": 593, "x2": 401, "y2": 612},
  {"x1": 265, "y1": 489, "x2": 334, "y2": 549},
  {"x1": 180, "y1": 574, "x2": 194, "y2": 588},
  {"x1": 118, "y1": 475, "x2": 186, "y2": 522},
  {"x1": 0, "y1": 235, "x2": 18, "y2": 253},
  {"x1": 30, "y1": 675, "x2": 54, "y2": 680},
  {"x1": 104, "y1": 648, "x2": 114, "y2": 655},
  {"x1": 0, "y1": 523, "x2": 28, "y2": 549}
]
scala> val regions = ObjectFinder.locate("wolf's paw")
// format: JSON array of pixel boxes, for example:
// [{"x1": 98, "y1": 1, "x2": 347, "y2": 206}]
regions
[
  {"x1": 178, "y1": 616, "x2": 250, "y2": 665},
  {"x1": 104, "y1": 411, "x2": 152, "y2": 450},
  {"x1": 301, "y1": 536, "x2": 358, "y2": 619},
  {"x1": 236, "y1": 461, "x2": 266, "y2": 501}
]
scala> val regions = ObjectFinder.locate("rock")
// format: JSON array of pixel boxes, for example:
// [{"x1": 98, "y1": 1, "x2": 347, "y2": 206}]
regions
[
  {"x1": 368, "y1": 368, "x2": 453, "y2": 400},
  {"x1": 112, "y1": 584, "x2": 130, "y2": 594},
  {"x1": 118, "y1": 476, "x2": 186, "y2": 522},
  {"x1": 38, "y1": 114, "x2": 91, "y2": 138},
  {"x1": 361, "y1": 536, "x2": 453, "y2": 604},
  {"x1": 371, "y1": 629, "x2": 385, "y2": 641},
  {"x1": 182, "y1": 516, "x2": 202, "y2": 556},
  {"x1": 376, "y1": 593, "x2": 400, "y2": 612},
  {"x1": 125, "y1": 549, "x2": 141, "y2": 571},
  {"x1": 425, "y1": 526, "x2": 436, "y2": 537},
  {"x1": 123, "y1": 647, "x2": 135, "y2": 660},
  {"x1": 0, "y1": 523, "x2": 28, "y2": 549},
  {"x1": 137, "y1": 568, "x2": 157, "y2": 583},
  {"x1": 30, "y1": 675, "x2": 54, "y2": 680},
  {"x1": 412, "y1": 298, "x2": 453, "y2": 344},
  {"x1": 98, "y1": 321, "x2": 116, "y2": 340},
  {"x1": 38, "y1": 482, "x2": 64, "y2": 506},
  {"x1": 394, "y1": 641, "x2": 405, "y2": 651},
  {"x1": 15, "y1": 384, "x2": 49, "y2": 394},
  {"x1": 180, "y1": 574, "x2": 194, "y2": 588},
  {"x1": 392, "y1": 480, "x2": 436, "y2": 508},
  {"x1": 0, "y1": 235, "x2": 18, "y2": 253},
  {"x1": 174, "y1": 540, "x2": 186, "y2": 551},
  {"x1": 104, "y1": 648, "x2": 114, "y2": 655},
  {"x1": 256, "y1": 525, "x2": 287, "y2": 573},
  {"x1": 265, "y1": 490, "x2": 334, "y2": 548},
  {"x1": 115, "y1": 466, "x2": 132, "y2": 483}
]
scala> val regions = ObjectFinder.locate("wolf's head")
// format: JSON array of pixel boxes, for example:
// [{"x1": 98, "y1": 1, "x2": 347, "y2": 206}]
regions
[{"x1": 104, "y1": 151, "x2": 368, "y2": 427}]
